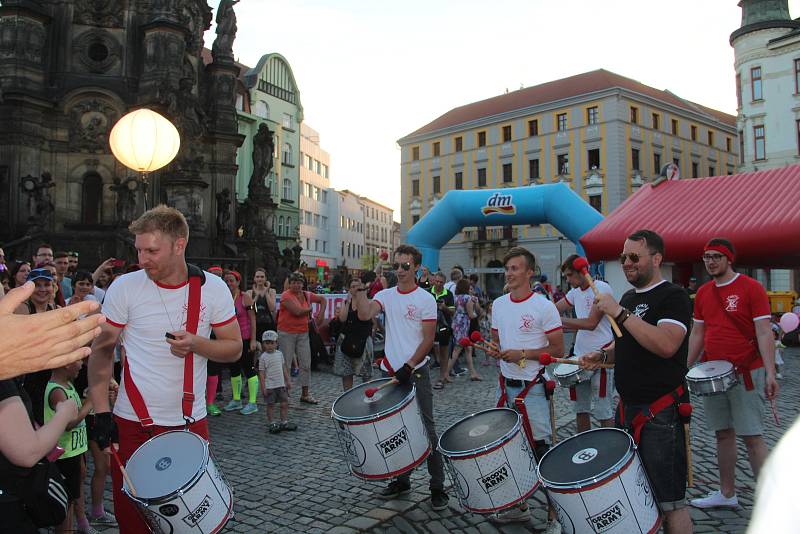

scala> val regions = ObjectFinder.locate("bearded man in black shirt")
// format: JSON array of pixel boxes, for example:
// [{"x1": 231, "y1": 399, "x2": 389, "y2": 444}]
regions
[{"x1": 581, "y1": 229, "x2": 693, "y2": 534}]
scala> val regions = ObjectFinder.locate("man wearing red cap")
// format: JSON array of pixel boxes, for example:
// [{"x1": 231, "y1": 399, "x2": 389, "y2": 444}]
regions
[{"x1": 687, "y1": 237, "x2": 778, "y2": 509}]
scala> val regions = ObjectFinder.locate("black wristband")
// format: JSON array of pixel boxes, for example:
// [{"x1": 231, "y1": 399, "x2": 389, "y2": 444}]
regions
[{"x1": 616, "y1": 308, "x2": 631, "y2": 325}]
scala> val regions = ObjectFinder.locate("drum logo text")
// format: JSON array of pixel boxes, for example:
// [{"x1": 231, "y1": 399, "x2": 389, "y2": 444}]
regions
[
  {"x1": 478, "y1": 462, "x2": 510, "y2": 493},
  {"x1": 155, "y1": 457, "x2": 172, "y2": 471},
  {"x1": 586, "y1": 500, "x2": 626, "y2": 533},
  {"x1": 481, "y1": 193, "x2": 516, "y2": 216},
  {"x1": 571, "y1": 447, "x2": 598, "y2": 464},
  {"x1": 377, "y1": 427, "x2": 409, "y2": 458},
  {"x1": 183, "y1": 495, "x2": 213, "y2": 527}
]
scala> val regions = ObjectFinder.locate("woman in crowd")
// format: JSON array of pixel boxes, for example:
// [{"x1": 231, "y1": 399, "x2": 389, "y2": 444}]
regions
[
  {"x1": 222, "y1": 270, "x2": 259, "y2": 415},
  {"x1": 66, "y1": 271, "x2": 97, "y2": 306},
  {"x1": 247, "y1": 268, "x2": 277, "y2": 342},
  {"x1": 334, "y1": 278, "x2": 374, "y2": 391},
  {"x1": 447, "y1": 279, "x2": 482, "y2": 381},
  {"x1": 9, "y1": 261, "x2": 31, "y2": 289}
]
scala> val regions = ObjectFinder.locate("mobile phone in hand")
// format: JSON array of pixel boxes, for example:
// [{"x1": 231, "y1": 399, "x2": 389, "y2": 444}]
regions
[
  {"x1": 165, "y1": 332, "x2": 176, "y2": 340},
  {"x1": 47, "y1": 445, "x2": 65, "y2": 462}
]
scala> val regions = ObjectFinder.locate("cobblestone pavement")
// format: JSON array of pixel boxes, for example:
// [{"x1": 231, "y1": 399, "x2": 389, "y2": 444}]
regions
[{"x1": 80, "y1": 343, "x2": 798, "y2": 533}]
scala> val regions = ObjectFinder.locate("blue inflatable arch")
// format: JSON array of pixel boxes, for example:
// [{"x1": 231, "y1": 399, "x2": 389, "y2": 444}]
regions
[{"x1": 406, "y1": 183, "x2": 603, "y2": 271}]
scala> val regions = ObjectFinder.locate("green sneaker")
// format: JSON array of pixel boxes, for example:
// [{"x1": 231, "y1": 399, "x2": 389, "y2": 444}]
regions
[
  {"x1": 207, "y1": 404, "x2": 221, "y2": 416},
  {"x1": 223, "y1": 399, "x2": 242, "y2": 412},
  {"x1": 240, "y1": 403, "x2": 258, "y2": 415}
]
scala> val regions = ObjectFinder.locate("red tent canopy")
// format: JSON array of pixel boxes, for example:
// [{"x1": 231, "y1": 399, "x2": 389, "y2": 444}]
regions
[{"x1": 580, "y1": 164, "x2": 800, "y2": 268}]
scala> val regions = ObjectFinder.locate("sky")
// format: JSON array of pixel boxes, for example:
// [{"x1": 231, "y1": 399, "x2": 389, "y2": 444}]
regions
[{"x1": 206, "y1": 0, "x2": 800, "y2": 221}]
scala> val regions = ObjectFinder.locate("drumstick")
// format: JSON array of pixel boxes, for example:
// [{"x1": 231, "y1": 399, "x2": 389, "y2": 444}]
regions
[
  {"x1": 572, "y1": 257, "x2": 623, "y2": 338},
  {"x1": 470, "y1": 331, "x2": 500, "y2": 352},
  {"x1": 770, "y1": 398, "x2": 781, "y2": 427},
  {"x1": 111, "y1": 448, "x2": 137, "y2": 497},
  {"x1": 364, "y1": 379, "x2": 397, "y2": 398},
  {"x1": 547, "y1": 380, "x2": 558, "y2": 444},
  {"x1": 678, "y1": 403, "x2": 693, "y2": 487},
  {"x1": 539, "y1": 353, "x2": 614, "y2": 369}
]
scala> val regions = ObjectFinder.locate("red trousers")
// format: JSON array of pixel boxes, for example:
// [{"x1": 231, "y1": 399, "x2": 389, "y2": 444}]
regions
[{"x1": 111, "y1": 415, "x2": 209, "y2": 534}]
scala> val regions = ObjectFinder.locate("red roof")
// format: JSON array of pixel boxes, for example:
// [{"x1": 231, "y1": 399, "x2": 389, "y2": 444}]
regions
[
  {"x1": 579, "y1": 165, "x2": 800, "y2": 268},
  {"x1": 404, "y1": 69, "x2": 736, "y2": 139}
]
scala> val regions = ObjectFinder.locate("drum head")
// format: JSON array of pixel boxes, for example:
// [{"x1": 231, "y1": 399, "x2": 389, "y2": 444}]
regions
[
  {"x1": 553, "y1": 362, "x2": 579, "y2": 377},
  {"x1": 331, "y1": 378, "x2": 413, "y2": 420},
  {"x1": 538, "y1": 428, "x2": 632, "y2": 487},
  {"x1": 687, "y1": 360, "x2": 734, "y2": 379},
  {"x1": 439, "y1": 408, "x2": 518, "y2": 454},
  {"x1": 126, "y1": 431, "x2": 207, "y2": 500}
]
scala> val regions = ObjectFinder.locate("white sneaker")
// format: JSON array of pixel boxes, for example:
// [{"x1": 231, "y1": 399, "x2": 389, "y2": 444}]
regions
[
  {"x1": 489, "y1": 505, "x2": 531, "y2": 523},
  {"x1": 690, "y1": 490, "x2": 738, "y2": 509},
  {"x1": 545, "y1": 520, "x2": 562, "y2": 534}
]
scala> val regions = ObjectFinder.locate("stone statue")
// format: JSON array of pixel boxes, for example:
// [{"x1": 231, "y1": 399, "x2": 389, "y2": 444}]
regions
[
  {"x1": 248, "y1": 123, "x2": 274, "y2": 196},
  {"x1": 216, "y1": 188, "x2": 231, "y2": 237},
  {"x1": 20, "y1": 172, "x2": 56, "y2": 226},
  {"x1": 211, "y1": 0, "x2": 239, "y2": 61},
  {"x1": 110, "y1": 177, "x2": 138, "y2": 224}
]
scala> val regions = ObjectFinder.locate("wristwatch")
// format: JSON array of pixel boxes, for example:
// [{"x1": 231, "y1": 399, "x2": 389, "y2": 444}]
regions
[{"x1": 599, "y1": 348, "x2": 608, "y2": 364}]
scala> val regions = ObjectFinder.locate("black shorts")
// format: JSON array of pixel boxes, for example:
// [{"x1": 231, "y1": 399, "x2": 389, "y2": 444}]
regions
[
  {"x1": 56, "y1": 454, "x2": 83, "y2": 501},
  {"x1": 434, "y1": 330, "x2": 451, "y2": 345},
  {"x1": 617, "y1": 404, "x2": 686, "y2": 510}
]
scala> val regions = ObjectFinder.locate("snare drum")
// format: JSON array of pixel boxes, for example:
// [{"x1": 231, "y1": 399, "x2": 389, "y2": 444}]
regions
[
  {"x1": 123, "y1": 431, "x2": 233, "y2": 534},
  {"x1": 438, "y1": 408, "x2": 539, "y2": 513},
  {"x1": 686, "y1": 360, "x2": 738, "y2": 396},
  {"x1": 331, "y1": 378, "x2": 430, "y2": 480},
  {"x1": 553, "y1": 357, "x2": 593, "y2": 389},
  {"x1": 538, "y1": 428, "x2": 661, "y2": 534}
]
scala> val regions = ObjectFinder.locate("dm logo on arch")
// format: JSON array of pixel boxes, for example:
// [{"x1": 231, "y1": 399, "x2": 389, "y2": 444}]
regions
[{"x1": 481, "y1": 193, "x2": 516, "y2": 215}]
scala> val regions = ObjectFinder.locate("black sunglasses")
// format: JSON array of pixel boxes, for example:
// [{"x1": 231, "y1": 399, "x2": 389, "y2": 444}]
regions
[
  {"x1": 619, "y1": 252, "x2": 650, "y2": 264},
  {"x1": 392, "y1": 262, "x2": 412, "y2": 272}
]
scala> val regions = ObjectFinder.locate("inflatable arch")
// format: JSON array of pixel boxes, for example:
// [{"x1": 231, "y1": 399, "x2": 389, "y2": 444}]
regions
[{"x1": 406, "y1": 183, "x2": 603, "y2": 271}]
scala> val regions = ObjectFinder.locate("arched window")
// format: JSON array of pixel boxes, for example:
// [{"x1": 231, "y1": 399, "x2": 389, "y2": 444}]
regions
[
  {"x1": 82, "y1": 172, "x2": 103, "y2": 224},
  {"x1": 283, "y1": 178, "x2": 291, "y2": 200},
  {"x1": 285, "y1": 216, "x2": 292, "y2": 237},
  {"x1": 254, "y1": 100, "x2": 269, "y2": 119},
  {"x1": 277, "y1": 215, "x2": 284, "y2": 236},
  {"x1": 282, "y1": 142, "x2": 292, "y2": 166}
]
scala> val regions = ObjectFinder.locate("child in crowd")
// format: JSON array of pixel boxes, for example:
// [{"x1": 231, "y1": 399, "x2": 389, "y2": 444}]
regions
[
  {"x1": 258, "y1": 330, "x2": 297, "y2": 434},
  {"x1": 45, "y1": 359, "x2": 92, "y2": 534},
  {"x1": 773, "y1": 323, "x2": 786, "y2": 379}
]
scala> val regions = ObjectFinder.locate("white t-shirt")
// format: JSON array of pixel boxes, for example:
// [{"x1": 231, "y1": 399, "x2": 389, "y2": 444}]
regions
[
  {"x1": 565, "y1": 280, "x2": 614, "y2": 355},
  {"x1": 491, "y1": 291, "x2": 562, "y2": 380},
  {"x1": 258, "y1": 350, "x2": 285, "y2": 389},
  {"x1": 373, "y1": 286, "x2": 436, "y2": 372},
  {"x1": 102, "y1": 269, "x2": 235, "y2": 426}
]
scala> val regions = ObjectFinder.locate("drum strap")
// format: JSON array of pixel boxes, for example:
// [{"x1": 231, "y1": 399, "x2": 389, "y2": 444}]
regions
[
  {"x1": 623, "y1": 384, "x2": 685, "y2": 444},
  {"x1": 497, "y1": 369, "x2": 546, "y2": 446},
  {"x1": 123, "y1": 267, "x2": 203, "y2": 428}
]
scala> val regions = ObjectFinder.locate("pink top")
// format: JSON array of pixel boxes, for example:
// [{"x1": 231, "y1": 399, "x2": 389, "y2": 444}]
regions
[{"x1": 234, "y1": 292, "x2": 251, "y2": 340}]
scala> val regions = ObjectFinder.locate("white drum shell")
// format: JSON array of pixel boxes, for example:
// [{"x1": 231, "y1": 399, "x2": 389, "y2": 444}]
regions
[
  {"x1": 686, "y1": 361, "x2": 738, "y2": 396},
  {"x1": 123, "y1": 434, "x2": 233, "y2": 534},
  {"x1": 540, "y1": 442, "x2": 661, "y2": 534},
  {"x1": 554, "y1": 362, "x2": 594, "y2": 388},
  {"x1": 442, "y1": 423, "x2": 540, "y2": 513},
  {"x1": 333, "y1": 391, "x2": 431, "y2": 480}
]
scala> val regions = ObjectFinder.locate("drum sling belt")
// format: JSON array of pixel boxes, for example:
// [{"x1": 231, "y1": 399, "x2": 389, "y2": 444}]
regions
[
  {"x1": 123, "y1": 266, "x2": 203, "y2": 429},
  {"x1": 569, "y1": 368, "x2": 608, "y2": 402},
  {"x1": 496, "y1": 368, "x2": 549, "y2": 446},
  {"x1": 710, "y1": 284, "x2": 763, "y2": 391},
  {"x1": 618, "y1": 384, "x2": 684, "y2": 445}
]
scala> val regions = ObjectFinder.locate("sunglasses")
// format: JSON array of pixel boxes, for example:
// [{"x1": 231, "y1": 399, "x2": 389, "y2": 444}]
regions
[
  {"x1": 619, "y1": 252, "x2": 650, "y2": 264},
  {"x1": 392, "y1": 262, "x2": 412, "y2": 271}
]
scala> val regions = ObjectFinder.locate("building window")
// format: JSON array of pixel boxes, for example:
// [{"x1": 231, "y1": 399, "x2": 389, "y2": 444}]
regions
[
  {"x1": 707, "y1": 131, "x2": 714, "y2": 146},
  {"x1": 739, "y1": 130, "x2": 744, "y2": 160},
  {"x1": 254, "y1": 100, "x2": 269, "y2": 119},
  {"x1": 412, "y1": 146, "x2": 419, "y2": 160},
  {"x1": 82, "y1": 173, "x2": 103, "y2": 225},
  {"x1": 282, "y1": 142, "x2": 293, "y2": 165},
  {"x1": 557, "y1": 154, "x2": 569, "y2": 175},
  {"x1": 528, "y1": 158, "x2": 540, "y2": 180},
  {"x1": 589, "y1": 195, "x2": 602, "y2": 213},
  {"x1": 313, "y1": 213, "x2": 320, "y2": 227},
  {"x1": 477, "y1": 131, "x2": 486, "y2": 147},
  {"x1": 671, "y1": 119, "x2": 678, "y2": 135},
  {"x1": 691, "y1": 162, "x2": 698, "y2": 178},
  {"x1": 587, "y1": 107, "x2": 598, "y2": 125},
  {"x1": 502, "y1": 125, "x2": 512, "y2": 143},
  {"x1": 282, "y1": 113, "x2": 293, "y2": 129},
  {"x1": 341, "y1": 242, "x2": 344, "y2": 256},
  {"x1": 709, "y1": 166, "x2": 715, "y2": 176},
  {"x1": 528, "y1": 119, "x2": 539, "y2": 136},
  {"x1": 587, "y1": 148, "x2": 600, "y2": 169},
  {"x1": 282, "y1": 178, "x2": 291, "y2": 199},
  {"x1": 751, "y1": 66, "x2": 762, "y2": 101},
  {"x1": 433, "y1": 175, "x2": 440, "y2": 194},
  {"x1": 455, "y1": 171, "x2": 463, "y2": 189},
  {"x1": 653, "y1": 153, "x2": 661, "y2": 173},
  {"x1": 736, "y1": 73, "x2": 742, "y2": 108},
  {"x1": 754, "y1": 125, "x2": 765, "y2": 160},
  {"x1": 433, "y1": 142, "x2": 440, "y2": 157},
  {"x1": 477, "y1": 168, "x2": 487, "y2": 187},
  {"x1": 795, "y1": 59, "x2": 800, "y2": 94},
  {"x1": 631, "y1": 148, "x2": 640, "y2": 171},
  {"x1": 726, "y1": 137, "x2": 732, "y2": 152},
  {"x1": 278, "y1": 216, "x2": 284, "y2": 236},
  {"x1": 455, "y1": 136, "x2": 463, "y2": 152},
  {"x1": 557, "y1": 113, "x2": 567, "y2": 131},
  {"x1": 652, "y1": 113, "x2": 660, "y2": 130},
  {"x1": 321, "y1": 215, "x2": 328, "y2": 229},
  {"x1": 630, "y1": 107, "x2": 638, "y2": 124},
  {"x1": 502, "y1": 163, "x2": 513, "y2": 183},
  {"x1": 304, "y1": 211, "x2": 312, "y2": 225},
  {"x1": 412, "y1": 179, "x2": 419, "y2": 196},
  {"x1": 690, "y1": 125, "x2": 697, "y2": 141},
  {"x1": 412, "y1": 214, "x2": 420, "y2": 225}
]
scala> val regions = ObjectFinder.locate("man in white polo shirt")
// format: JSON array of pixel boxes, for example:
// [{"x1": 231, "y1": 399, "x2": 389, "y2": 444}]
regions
[
  {"x1": 88, "y1": 205, "x2": 242, "y2": 534},
  {"x1": 355, "y1": 244, "x2": 448, "y2": 511},
  {"x1": 490, "y1": 247, "x2": 563, "y2": 533}
]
